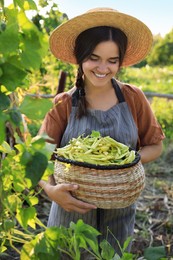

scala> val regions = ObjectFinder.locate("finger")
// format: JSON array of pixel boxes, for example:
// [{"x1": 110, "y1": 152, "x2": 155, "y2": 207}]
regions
[
  {"x1": 66, "y1": 205, "x2": 95, "y2": 214},
  {"x1": 71, "y1": 197, "x2": 97, "y2": 209},
  {"x1": 60, "y1": 183, "x2": 78, "y2": 191}
]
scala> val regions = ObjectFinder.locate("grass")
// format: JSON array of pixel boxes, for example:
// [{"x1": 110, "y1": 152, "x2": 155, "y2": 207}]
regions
[{"x1": 118, "y1": 65, "x2": 173, "y2": 94}]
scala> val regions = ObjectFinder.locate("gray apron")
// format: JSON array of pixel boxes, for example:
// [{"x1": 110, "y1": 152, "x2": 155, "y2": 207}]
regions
[{"x1": 48, "y1": 79, "x2": 138, "y2": 255}]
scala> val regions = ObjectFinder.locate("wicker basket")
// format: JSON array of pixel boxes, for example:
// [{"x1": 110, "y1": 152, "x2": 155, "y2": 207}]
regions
[{"x1": 54, "y1": 154, "x2": 145, "y2": 209}]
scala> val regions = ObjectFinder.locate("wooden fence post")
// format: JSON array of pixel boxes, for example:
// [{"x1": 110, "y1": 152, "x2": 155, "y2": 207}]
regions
[{"x1": 56, "y1": 71, "x2": 68, "y2": 95}]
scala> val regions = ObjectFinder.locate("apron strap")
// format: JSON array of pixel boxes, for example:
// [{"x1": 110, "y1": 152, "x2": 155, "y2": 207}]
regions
[
  {"x1": 72, "y1": 78, "x2": 125, "y2": 106},
  {"x1": 111, "y1": 78, "x2": 125, "y2": 103}
]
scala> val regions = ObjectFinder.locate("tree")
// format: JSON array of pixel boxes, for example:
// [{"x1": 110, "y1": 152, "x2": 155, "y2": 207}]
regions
[
  {"x1": 32, "y1": 0, "x2": 68, "y2": 34},
  {"x1": 147, "y1": 30, "x2": 173, "y2": 66}
]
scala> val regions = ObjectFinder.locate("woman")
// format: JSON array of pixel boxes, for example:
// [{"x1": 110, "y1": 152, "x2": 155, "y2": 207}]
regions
[{"x1": 39, "y1": 8, "x2": 165, "y2": 255}]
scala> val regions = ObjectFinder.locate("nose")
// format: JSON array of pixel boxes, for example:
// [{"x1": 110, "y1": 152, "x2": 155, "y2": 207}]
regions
[{"x1": 96, "y1": 61, "x2": 108, "y2": 73}]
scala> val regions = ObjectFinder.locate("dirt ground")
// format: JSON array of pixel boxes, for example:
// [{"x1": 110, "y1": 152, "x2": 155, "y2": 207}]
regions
[
  {"x1": 131, "y1": 148, "x2": 173, "y2": 259},
  {"x1": 132, "y1": 174, "x2": 173, "y2": 258}
]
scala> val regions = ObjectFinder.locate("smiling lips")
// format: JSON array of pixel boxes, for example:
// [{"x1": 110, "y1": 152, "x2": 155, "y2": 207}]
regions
[{"x1": 94, "y1": 72, "x2": 107, "y2": 78}]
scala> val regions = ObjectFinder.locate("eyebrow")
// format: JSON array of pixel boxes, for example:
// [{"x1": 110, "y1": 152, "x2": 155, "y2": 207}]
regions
[{"x1": 91, "y1": 53, "x2": 119, "y2": 60}]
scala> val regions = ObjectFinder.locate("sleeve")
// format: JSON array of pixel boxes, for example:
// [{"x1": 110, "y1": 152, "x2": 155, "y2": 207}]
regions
[
  {"x1": 38, "y1": 92, "x2": 72, "y2": 147},
  {"x1": 123, "y1": 85, "x2": 165, "y2": 147}
]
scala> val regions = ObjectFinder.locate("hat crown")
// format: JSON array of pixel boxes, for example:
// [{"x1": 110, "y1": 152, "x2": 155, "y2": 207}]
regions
[
  {"x1": 49, "y1": 7, "x2": 153, "y2": 66},
  {"x1": 86, "y1": 7, "x2": 118, "y2": 13}
]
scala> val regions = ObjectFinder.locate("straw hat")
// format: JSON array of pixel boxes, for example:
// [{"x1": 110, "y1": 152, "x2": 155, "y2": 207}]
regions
[{"x1": 49, "y1": 7, "x2": 153, "y2": 67}]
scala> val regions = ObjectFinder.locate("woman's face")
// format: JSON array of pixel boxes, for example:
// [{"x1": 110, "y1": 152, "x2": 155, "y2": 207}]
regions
[{"x1": 82, "y1": 41, "x2": 120, "y2": 88}]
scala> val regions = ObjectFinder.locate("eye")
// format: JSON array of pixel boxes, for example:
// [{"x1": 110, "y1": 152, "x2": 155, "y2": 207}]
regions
[
  {"x1": 109, "y1": 58, "x2": 119, "y2": 64},
  {"x1": 89, "y1": 53, "x2": 100, "y2": 61},
  {"x1": 89, "y1": 54, "x2": 99, "y2": 61}
]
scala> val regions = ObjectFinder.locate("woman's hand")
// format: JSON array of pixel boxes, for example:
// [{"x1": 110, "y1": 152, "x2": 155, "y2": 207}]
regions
[{"x1": 39, "y1": 180, "x2": 97, "y2": 214}]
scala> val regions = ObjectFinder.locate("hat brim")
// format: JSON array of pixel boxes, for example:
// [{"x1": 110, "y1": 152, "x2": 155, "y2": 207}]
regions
[{"x1": 49, "y1": 9, "x2": 153, "y2": 67}]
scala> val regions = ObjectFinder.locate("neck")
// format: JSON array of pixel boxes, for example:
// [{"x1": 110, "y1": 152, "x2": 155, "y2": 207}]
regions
[{"x1": 84, "y1": 80, "x2": 113, "y2": 96}]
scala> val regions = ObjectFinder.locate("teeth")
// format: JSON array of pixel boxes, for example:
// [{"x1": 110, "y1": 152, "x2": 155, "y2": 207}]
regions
[{"x1": 94, "y1": 73, "x2": 106, "y2": 78}]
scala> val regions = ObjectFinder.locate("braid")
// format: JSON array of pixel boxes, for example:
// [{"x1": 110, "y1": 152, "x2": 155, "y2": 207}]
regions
[{"x1": 75, "y1": 66, "x2": 87, "y2": 118}]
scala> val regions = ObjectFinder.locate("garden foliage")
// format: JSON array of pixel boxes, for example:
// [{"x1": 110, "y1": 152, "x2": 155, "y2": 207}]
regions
[{"x1": 0, "y1": 0, "x2": 172, "y2": 259}]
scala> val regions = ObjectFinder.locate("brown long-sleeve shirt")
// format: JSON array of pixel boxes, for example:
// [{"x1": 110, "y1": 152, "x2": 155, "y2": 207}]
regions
[{"x1": 39, "y1": 83, "x2": 165, "y2": 149}]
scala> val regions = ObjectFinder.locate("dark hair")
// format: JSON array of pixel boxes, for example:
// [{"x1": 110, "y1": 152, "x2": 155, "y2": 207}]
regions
[{"x1": 74, "y1": 26, "x2": 128, "y2": 118}]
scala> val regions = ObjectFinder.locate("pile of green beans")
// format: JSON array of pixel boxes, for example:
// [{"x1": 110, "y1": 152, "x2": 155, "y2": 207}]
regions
[{"x1": 55, "y1": 131, "x2": 136, "y2": 165}]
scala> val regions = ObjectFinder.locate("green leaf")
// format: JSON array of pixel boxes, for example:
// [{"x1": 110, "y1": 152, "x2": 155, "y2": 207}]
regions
[
  {"x1": 9, "y1": 108, "x2": 22, "y2": 126},
  {"x1": 31, "y1": 135, "x2": 56, "y2": 159},
  {"x1": 24, "y1": 0, "x2": 38, "y2": 10},
  {"x1": 15, "y1": 143, "x2": 26, "y2": 153},
  {"x1": 21, "y1": 229, "x2": 61, "y2": 259},
  {"x1": 84, "y1": 235, "x2": 100, "y2": 256},
  {"x1": 112, "y1": 254, "x2": 121, "y2": 260},
  {"x1": 31, "y1": 135, "x2": 47, "y2": 150},
  {"x1": 3, "y1": 219, "x2": 15, "y2": 231},
  {"x1": 70, "y1": 220, "x2": 101, "y2": 256},
  {"x1": 122, "y1": 236, "x2": 132, "y2": 251},
  {"x1": 7, "y1": 55, "x2": 27, "y2": 72},
  {"x1": 13, "y1": 179, "x2": 26, "y2": 192},
  {"x1": 13, "y1": 0, "x2": 25, "y2": 9},
  {"x1": 144, "y1": 246, "x2": 166, "y2": 260},
  {"x1": 0, "y1": 8, "x2": 19, "y2": 54},
  {"x1": 18, "y1": 11, "x2": 48, "y2": 70},
  {"x1": 0, "y1": 113, "x2": 7, "y2": 144},
  {"x1": 0, "y1": 67, "x2": 3, "y2": 77},
  {"x1": 0, "y1": 26, "x2": 19, "y2": 54},
  {"x1": 121, "y1": 252, "x2": 136, "y2": 259},
  {"x1": 44, "y1": 227, "x2": 62, "y2": 249},
  {"x1": 20, "y1": 239, "x2": 37, "y2": 260},
  {"x1": 0, "y1": 92, "x2": 10, "y2": 111},
  {"x1": 20, "y1": 150, "x2": 33, "y2": 165},
  {"x1": 14, "y1": 0, "x2": 37, "y2": 10},
  {"x1": 76, "y1": 235, "x2": 87, "y2": 249},
  {"x1": 0, "y1": 246, "x2": 7, "y2": 254},
  {"x1": 0, "y1": 141, "x2": 13, "y2": 154},
  {"x1": 91, "y1": 130, "x2": 101, "y2": 138},
  {"x1": 100, "y1": 239, "x2": 115, "y2": 259},
  {"x1": 20, "y1": 48, "x2": 42, "y2": 70},
  {"x1": 25, "y1": 151, "x2": 48, "y2": 187},
  {"x1": 34, "y1": 233, "x2": 56, "y2": 256},
  {"x1": 19, "y1": 95, "x2": 53, "y2": 120},
  {"x1": 72, "y1": 219, "x2": 101, "y2": 237},
  {"x1": 6, "y1": 194, "x2": 21, "y2": 212},
  {"x1": 42, "y1": 161, "x2": 54, "y2": 181},
  {"x1": 27, "y1": 196, "x2": 38, "y2": 206},
  {"x1": 0, "y1": 62, "x2": 27, "y2": 91},
  {"x1": 16, "y1": 206, "x2": 36, "y2": 229}
]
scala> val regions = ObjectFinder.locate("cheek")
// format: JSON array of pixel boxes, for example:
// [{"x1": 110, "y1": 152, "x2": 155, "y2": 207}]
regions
[
  {"x1": 111, "y1": 63, "x2": 120, "y2": 73},
  {"x1": 82, "y1": 60, "x2": 95, "y2": 72}
]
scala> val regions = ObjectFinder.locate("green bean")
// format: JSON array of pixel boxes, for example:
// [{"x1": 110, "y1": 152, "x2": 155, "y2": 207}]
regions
[{"x1": 55, "y1": 131, "x2": 136, "y2": 165}]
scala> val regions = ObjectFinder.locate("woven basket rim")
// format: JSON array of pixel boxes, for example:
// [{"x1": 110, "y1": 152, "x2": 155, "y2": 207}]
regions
[{"x1": 55, "y1": 152, "x2": 140, "y2": 170}]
